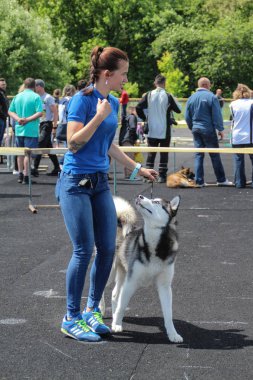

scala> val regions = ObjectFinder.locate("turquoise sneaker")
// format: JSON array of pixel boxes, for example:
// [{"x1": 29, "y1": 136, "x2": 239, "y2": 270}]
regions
[
  {"x1": 61, "y1": 314, "x2": 101, "y2": 342},
  {"x1": 82, "y1": 307, "x2": 111, "y2": 335}
]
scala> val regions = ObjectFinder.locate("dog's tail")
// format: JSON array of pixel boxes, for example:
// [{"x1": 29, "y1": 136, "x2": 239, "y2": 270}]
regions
[{"x1": 113, "y1": 196, "x2": 137, "y2": 237}]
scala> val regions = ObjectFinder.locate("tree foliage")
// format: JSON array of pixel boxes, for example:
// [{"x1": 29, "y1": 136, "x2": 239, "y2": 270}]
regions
[
  {"x1": 152, "y1": 1, "x2": 253, "y2": 96},
  {"x1": 0, "y1": 0, "x2": 75, "y2": 94},
  {"x1": 157, "y1": 52, "x2": 189, "y2": 97},
  {"x1": 5, "y1": 0, "x2": 253, "y2": 96}
]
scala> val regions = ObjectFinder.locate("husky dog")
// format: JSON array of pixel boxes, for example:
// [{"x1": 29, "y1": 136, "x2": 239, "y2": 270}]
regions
[
  {"x1": 110, "y1": 194, "x2": 183, "y2": 343},
  {"x1": 166, "y1": 167, "x2": 197, "y2": 188}
]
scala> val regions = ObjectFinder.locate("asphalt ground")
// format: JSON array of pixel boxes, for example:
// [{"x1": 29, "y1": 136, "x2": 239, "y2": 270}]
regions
[{"x1": 0, "y1": 128, "x2": 253, "y2": 380}]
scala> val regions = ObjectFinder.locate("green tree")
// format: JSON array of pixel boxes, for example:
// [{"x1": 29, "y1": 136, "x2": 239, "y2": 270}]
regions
[
  {"x1": 122, "y1": 82, "x2": 139, "y2": 98},
  {"x1": 192, "y1": 18, "x2": 253, "y2": 95},
  {"x1": 77, "y1": 38, "x2": 108, "y2": 82},
  {"x1": 152, "y1": 4, "x2": 253, "y2": 95},
  {"x1": 1, "y1": 0, "x2": 75, "y2": 94},
  {"x1": 157, "y1": 52, "x2": 189, "y2": 97},
  {"x1": 18, "y1": 0, "x2": 176, "y2": 94}
]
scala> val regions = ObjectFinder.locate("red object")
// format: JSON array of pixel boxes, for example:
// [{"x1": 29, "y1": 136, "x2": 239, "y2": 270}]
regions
[{"x1": 120, "y1": 90, "x2": 129, "y2": 105}]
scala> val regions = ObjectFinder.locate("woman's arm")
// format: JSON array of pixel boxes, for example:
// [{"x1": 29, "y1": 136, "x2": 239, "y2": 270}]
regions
[
  {"x1": 109, "y1": 143, "x2": 157, "y2": 180},
  {"x1": 67, "y1": 98, "x2": 111, "y2": 153}
]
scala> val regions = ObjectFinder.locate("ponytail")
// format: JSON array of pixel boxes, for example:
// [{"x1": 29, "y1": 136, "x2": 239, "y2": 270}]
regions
[{"x1": 82, "y1": 46, "x2": 128, "y2": 96}]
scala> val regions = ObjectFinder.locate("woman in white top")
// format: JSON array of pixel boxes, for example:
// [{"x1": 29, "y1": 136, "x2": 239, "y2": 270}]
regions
[{"x1": 230, "y1": 84, "x2": 253, "y2": 188}]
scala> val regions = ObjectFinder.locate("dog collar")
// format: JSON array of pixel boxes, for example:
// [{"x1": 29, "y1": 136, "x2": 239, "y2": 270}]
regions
[{"x1": 129, "y1": 163, "x2": 141, "y2": 181}]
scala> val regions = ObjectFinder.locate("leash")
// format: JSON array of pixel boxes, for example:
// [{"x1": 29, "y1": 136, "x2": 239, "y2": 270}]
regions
[{"x1": 150, "y1": 181, "x2": 154, "y2": 199}]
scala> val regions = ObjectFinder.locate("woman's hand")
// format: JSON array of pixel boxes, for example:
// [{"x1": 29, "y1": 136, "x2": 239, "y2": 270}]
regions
[
  {"x1": 138, "y1": 167, "x2": 158, "y2": 181},
  {"x1": 96, "y1": 98, "x2": 112, "y2": 120}
]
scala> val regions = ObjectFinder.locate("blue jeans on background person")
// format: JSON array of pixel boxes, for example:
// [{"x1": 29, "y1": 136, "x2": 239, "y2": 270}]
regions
[
  {"x1": 233, "y1": 151, "x2": 253, "y2": 188},
  {"x1": 56, "y1": 171, "x2": 117, "y2": 318},
  {"x1": 0, "y1": 118, "x2": 6, "y2": 146},
  {"x1": 192, "y1": 130, "x2": 226, "y2": 185}
]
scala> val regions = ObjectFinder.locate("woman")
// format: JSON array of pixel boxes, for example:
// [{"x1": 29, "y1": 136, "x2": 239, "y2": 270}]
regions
[
  {"x1": 56, "y1": 84, "x2": 76, "y2": 147},
  {"x1": 56, "y1": 46, "x2": 157, "y2": 342},
  {"x1": 230, "y1": 84, "x2": 253, "y2": 188}
]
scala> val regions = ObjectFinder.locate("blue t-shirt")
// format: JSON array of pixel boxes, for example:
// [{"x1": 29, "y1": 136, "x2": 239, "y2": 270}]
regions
[{"x1": 63, "y1": 87, "x2": 119, "y2": 174}]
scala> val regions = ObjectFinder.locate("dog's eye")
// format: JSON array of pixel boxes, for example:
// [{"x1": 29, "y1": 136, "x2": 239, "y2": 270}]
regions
[{"x1": 152, "y1": 200, "x2": 160, "y2": 204}]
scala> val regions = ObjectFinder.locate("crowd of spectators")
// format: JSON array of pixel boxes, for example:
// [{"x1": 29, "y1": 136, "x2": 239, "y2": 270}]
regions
[{"x1": 0, "y1": 75, "x2": 253, "y2": 188}]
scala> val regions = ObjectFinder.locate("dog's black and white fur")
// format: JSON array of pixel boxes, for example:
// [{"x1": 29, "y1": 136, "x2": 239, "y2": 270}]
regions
[{"x1": 105, "y1": 194, "x2": 183, "y2": 343}]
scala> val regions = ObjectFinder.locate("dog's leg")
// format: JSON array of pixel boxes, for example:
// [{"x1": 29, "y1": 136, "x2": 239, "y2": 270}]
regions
[
  {"x1": 99, "y1": 294, "x2": 106, "y2": 316},
  {"x1": 111, "y1": 267, "x2": 125, "y2": 316},
  {"x1": 112, "y1": 271, "x2": 139, "y2": 333},
  {"x1": 99, "y1": 256, "x2": 117, "y2": 316},
  {"x1": 156, "y1": 265, "x2": 183, "y2": 343}
]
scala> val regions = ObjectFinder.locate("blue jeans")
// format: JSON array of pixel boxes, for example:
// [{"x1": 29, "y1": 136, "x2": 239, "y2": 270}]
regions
[
  {"x1": 56, "y1": 171, "x2": 117, "y2": 318},
  {"x1": 192, "y1": 130, "x2": 226, "y2": 185},
  {"x1": 233, "y1": 152, "x2": 253, "y2": 188},
  {"x1": 0, "y1": 118, "x2": 6, "y2": 146}
]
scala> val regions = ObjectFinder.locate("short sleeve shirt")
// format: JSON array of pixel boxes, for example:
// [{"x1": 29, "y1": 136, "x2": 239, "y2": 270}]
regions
[
  {"x1": 40, "y1": 93, "x2": 55, "y2": 122},
  {"x1": 63, "y1": 87, "x2": 119, "y2": 174},
  {"x1": 9, "y1": 89, "x2": 43, "y2": 137}
]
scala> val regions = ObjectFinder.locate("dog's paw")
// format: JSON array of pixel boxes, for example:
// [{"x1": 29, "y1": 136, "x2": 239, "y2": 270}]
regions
[
  {"x1": 111, "y1": 323, "x2": 123, "y2": 333},
  {"x1": 168, "y1": 332, "x2": 183, "y2": 343}
]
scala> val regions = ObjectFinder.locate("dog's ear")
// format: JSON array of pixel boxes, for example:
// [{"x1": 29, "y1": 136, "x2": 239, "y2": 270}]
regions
[
  {"x1": 181, "y1": 166, "x2": 184, "y2": 170},
  {"x1": 170, "y1": 195, "x2": 181, "y2": 217}
]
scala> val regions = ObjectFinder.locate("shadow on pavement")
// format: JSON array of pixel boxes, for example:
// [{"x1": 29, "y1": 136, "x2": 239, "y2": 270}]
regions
[{"x1": 105, "y1": 316, "x2": 253, "y2": 349}]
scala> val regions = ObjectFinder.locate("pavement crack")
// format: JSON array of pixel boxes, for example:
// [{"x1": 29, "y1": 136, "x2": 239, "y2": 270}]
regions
[
  {"x1": 128, "y1": 343, "x2": 149, "y2": 380},
  {"x1": 40, "y1": 340, "x2": 74, "y2": 360}
]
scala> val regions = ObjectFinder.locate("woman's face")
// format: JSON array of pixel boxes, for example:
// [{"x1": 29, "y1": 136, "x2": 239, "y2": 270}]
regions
[{"x1": 109, "y1": 60, "x2": 129, "y2": 92}]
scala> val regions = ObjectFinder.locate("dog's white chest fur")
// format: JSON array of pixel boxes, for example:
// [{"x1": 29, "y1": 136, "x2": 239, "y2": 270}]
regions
[{"x1": 132, "y1": 256, "x2": 171, "y2": 287}]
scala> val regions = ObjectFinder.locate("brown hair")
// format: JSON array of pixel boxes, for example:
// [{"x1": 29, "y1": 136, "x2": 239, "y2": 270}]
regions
[
  {"x1": 53, "y1": 88, "x2": 61, "y2": 98},
  {"x1": 232, "y1": 83, "x2": 251, "y2": 100},
  {"x1": 77, "y1": 79, "x2": 87, "y2": 90},
  {"x1": 63, "y1": 84, "x2": 76, "y2": 97},
  {"x1": 83, "y1": 46, "x2": 128, "y2": 95},
  {"x1": 154, "y1": 74, "x2": 166, "y2": 86},
  {"x1": 24, "y1": 78, "x2": 35, "y2": 89}
]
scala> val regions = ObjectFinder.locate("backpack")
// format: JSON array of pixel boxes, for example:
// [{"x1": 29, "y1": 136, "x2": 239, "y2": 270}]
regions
[{"x1": 118, "y1": 114, "x2": 138, "y2": 146}]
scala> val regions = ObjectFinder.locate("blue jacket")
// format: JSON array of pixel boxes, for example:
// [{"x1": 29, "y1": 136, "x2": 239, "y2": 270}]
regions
[{"x1": 185, "y1": 89, "x2": 223, "y2": 133}]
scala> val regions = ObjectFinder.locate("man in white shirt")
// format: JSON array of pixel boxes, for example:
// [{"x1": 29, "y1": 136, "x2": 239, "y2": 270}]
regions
[{"x1": 136, "y1": 75, "x2": 181, "y2": 183}]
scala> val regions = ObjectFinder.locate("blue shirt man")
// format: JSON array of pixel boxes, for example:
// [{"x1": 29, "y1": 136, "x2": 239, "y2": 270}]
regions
[{"x1": 185, "y1": 77, "x2": 231, "y2": 186}]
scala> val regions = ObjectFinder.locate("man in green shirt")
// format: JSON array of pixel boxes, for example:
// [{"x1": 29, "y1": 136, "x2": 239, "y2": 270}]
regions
[{"x1": 8, "y1": 78, "x2": 43, "y2": 184}]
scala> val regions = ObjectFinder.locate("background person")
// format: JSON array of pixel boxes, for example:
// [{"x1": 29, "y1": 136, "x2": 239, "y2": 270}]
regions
[
  {"x1": 136, "y1": 74, "x2": 181, "y2": 183},
  {"x1": 230, "y1": 83, "x2": 253, "y2": 188},
  {"x1": 0, "y1": 78, "x2": 9, "y2": 148},
  {"x1": 215, "y1": 88, "x2": 224, "y2": 108},
  {"x1": 57, "y1": 84, "x2": 76, "y2": 145},
  {"x1": 33, "y1": 79, "x2": 61, "y2": 176},
  {"x1": 119, "y1": 88, "x2": 129, "y2": 118},
  {"x1": 56, "y1": 46, "x2": 157, "y2": 343},
  {"x1": 185, "y1": 77, "x2": 232, "y2": 187},
  {"x1": 8, "y1": 78, "x2": 43, "y2": 184},
  {"x1": 76, "y1": 79, "x2": 88, "y2": 91},
  {"x1": 118, "y1": 105, "x2": 139, "y2": 179},
  {"x1": 56, "y1": 84, "x2": 76, "y2": 165},
  {"x1": 53, "y1": 88, "x2": 62, "y2": 105}
]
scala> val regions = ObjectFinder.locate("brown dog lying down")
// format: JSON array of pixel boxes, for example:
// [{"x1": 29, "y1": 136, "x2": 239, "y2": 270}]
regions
[{"x1": 166, "y1": 167, "x2": 198, "y2": 188}]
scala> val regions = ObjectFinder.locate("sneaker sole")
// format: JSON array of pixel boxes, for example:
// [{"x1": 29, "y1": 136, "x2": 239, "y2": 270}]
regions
[{"x1": 61, "y1": 328, "x2": 101, "y2": 342}]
